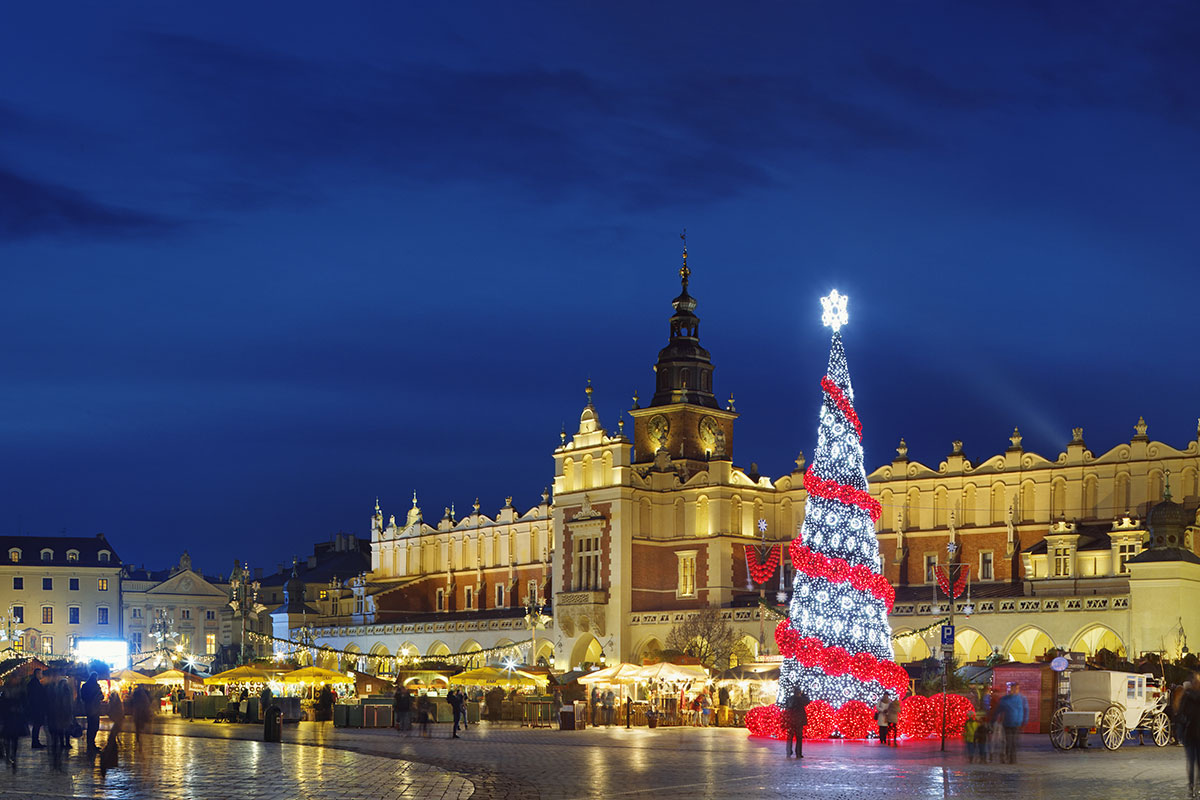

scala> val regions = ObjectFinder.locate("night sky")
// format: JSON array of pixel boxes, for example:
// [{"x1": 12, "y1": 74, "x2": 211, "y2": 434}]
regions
[{"x1": 3, "y1": 3, "x2": 1198, "y2": 577}]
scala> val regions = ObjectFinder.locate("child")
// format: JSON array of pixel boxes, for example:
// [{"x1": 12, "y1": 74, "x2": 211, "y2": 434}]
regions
[
  {"x1": 973, "y1": 714, "x2": 990, "y2": 762},
  {"x1": 963, "y1": 711, "x2": 979, "y2": 763}
]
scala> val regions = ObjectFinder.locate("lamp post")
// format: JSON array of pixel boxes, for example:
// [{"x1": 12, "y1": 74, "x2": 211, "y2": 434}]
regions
[
  {"x1": 230, "y1": 561, "x2": 264, "y2": 666},
  {"x1": 937, "y1": 541, "x2": 967, "y2": 752},
  {"x1": 524, "y1": 596, "x2": 549, "y2": 668},
  {"x1": 0, "y1": 606, "x2": 24, "y2": 656}
]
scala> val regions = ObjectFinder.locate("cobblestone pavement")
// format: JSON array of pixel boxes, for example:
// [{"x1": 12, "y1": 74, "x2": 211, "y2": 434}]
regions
[
  {"x1": 0, "y1": 728, "x2": 471, "y2": 800},
  {"x1": 2, "y1": 718, "x2": 1194, "y2": 799},
  {"x1": 156, "y1": 718, "x2": 1195, "y2": 800}
]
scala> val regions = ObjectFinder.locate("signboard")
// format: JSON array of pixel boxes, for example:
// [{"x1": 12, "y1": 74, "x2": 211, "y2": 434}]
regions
[
  {"x1": 75, "y1": 638, "x2": 129, "y2": 670},
  {"x1": 941, "y1": 625, "x2": 955, "y2": 647},
  {"x1": 1050, "y1": 656, "x2": 1069, "y2": 672}
]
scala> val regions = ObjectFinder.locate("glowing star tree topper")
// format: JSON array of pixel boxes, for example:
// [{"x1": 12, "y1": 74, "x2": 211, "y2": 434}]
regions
[{"x1": 773, "y1": 290, "x2": 906, "y2": 724}]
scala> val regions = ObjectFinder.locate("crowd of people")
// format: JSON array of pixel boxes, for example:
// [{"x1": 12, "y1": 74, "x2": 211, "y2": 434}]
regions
[{"x1": 0, "y1": 668, "x2": 156, "y2": 773}]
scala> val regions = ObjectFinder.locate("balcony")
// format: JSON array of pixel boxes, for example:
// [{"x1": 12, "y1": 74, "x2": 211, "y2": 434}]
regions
[{"x1": 556, "y1": 590, "x2": 608, "y2": 607}]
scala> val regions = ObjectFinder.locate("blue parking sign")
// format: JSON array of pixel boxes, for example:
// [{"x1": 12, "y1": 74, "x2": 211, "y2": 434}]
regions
[{"x1": 941, "y1": 625, "x2": 955, "y2": 646}]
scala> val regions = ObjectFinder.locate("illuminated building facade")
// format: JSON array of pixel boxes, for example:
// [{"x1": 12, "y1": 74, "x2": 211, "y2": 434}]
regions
[
  {"x1": 292, "y1": 246, "x2": 1200, "y2": 674},
  {"x1": 0, "y1": 534, "x2": 123, "y2": 658}
]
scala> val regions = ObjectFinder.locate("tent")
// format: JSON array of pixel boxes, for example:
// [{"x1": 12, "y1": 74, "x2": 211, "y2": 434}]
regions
[
  {"x1": 153, "y1": 669, "x2": 205, "y2": 689},
  {"x1": 451, "y1": 666, "x2": 547, "y2": 688},
  {"x1": 203, "y1": 666, "x2": 270, "y2": 686},
  {"x1": 281, "y1": 666, "x2": 354, "y2": 685},
  {"x1": 110, "y1": 669, "x2": 156, "y2": 685},
  {"x1": 632, "y1": 663, "x2": 708, "y2": 683},
  {"x1": 576, "y1": 663, "x2": 644, "y2": 686}
]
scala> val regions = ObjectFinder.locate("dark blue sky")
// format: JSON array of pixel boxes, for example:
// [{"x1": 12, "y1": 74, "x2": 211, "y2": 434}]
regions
[{"x1": 2, "y1": 2, "x2": 1197, "y2": 577}]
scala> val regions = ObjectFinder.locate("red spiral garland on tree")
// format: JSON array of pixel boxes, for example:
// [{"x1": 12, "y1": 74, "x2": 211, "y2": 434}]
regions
[
  {"x1": 789, "y1": 542, "x2": 895, "y2": 612},
  {"x1": 804, "y1": 466, "x2": 882, "y2": 522},
  {"x1": 820, "y1": 376, "x2": 862, "y2": 439},
  {"x1": 773, "y1": 619, "x2": 909, "y2": 694}
]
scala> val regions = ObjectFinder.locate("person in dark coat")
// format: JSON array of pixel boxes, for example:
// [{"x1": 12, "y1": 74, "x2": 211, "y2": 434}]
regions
[
  {"x1": 315, "y1": 684, "x2": 334, "y2": 722},
  {"x1": 47, "y1": 677, "x2": 74, "y2": 770},
  {"x1": 130, "y1": 685, "x2": 153, "y2": 747},
  {"x1": 24, "y1": 670, "x2": 46, "y2": 749},
  {"x1": 448, "y1": 688, "x2": 464, "y2": 738},
  {"x1": 79, "y1": 673, "x2": 103, "y2": 753},
  {"x1": 1174, "y1": 673, "x2": 1200, "y2": 795},
  {"x1": 393, "y1": 686, "x2": 412, "y2": 734},
  {"x1": 0, "y1": 688, "x2": 27, "y2": 771},
  {"x1": 783, "y1": 687, "x2": 810, "y2": 758}
]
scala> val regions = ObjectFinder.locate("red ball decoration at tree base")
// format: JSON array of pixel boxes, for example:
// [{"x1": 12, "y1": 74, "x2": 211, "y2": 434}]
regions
[
  {"x1": 803, "y1": 700, "x2": 836, "y2": 739},
  {"x1": 745, "y1": 703, "x2": 787, "y2": 740},
  {"x1": 834, "y1": 700, "x2": 875, "y2": 739}
]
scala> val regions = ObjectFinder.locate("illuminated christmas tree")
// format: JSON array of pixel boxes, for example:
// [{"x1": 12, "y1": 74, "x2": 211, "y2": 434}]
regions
[{"x1": 773, "y1": 290, "x2": 907, "y2": 735}]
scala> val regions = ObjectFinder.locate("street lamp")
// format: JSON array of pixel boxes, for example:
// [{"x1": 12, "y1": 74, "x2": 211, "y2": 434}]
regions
[
  {"x1": 524, "y1": 596, "x2": 550, "y2": 668},
  {"x1": 229, "y1": 561, "x2": 266, "y2": 665},
  {"x1": 0, "y1": 606, "x2": 24, "y2": 655}
]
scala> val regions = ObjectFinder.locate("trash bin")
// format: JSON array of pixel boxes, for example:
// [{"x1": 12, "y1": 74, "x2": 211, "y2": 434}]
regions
[
  {"x1": 264, "y1": 705, "x2": 283, "y2": 742},
  {"x1": 559, "y1": 706, "x2": 575, "y2": 731}
]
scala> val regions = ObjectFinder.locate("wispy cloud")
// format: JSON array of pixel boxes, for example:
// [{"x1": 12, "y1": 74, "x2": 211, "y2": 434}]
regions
[
  {"x1": 0, "y1": 167, "x2": 179, "y2": 241},
  {"x1": 127, "y1": 32, "x2": 929, "y2": 213}
]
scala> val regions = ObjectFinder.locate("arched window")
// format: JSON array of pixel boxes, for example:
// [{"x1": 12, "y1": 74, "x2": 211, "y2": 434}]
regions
[
  {"x1": 40, "y1": 549, "x2": 53, "y2": 562},
  {"x1": 66, "y1": 550, "x2": 79, "y2": 562},
  {"x1": 8, "y1": 549, "x2": 19, "y2": 563},
  {"x1": 98, "y1": 550, "x2": 112, "y2": 564}
]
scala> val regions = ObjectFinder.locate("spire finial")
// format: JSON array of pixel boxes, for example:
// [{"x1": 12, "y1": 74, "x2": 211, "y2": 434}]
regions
[
  {"x1": 412, "y1": 491, "x2": 418, "y2": 508},
  {"x1": 679, "y1": 229, "x2": 690, "y2": 289},
  {"x1": 820, "y1": 289, "x2": 849, "y2": 332},
  {"x1": 585, "y1": 378, "x2": 594, "y2": 407},
  {"x1": 1164, "y1": 469, "x2": 1173, "y2": 501},
  {"x1": 375, "y1": 497, "x2": 381, "y2": 515}
]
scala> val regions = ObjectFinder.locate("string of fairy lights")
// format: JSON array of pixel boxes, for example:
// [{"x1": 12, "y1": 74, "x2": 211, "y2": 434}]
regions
[{"x1": 243, "y1": 629, "x2": 536, "y2": 673}]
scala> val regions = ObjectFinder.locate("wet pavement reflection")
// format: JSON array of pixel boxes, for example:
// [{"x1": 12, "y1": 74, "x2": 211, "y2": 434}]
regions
[{"x1": 0, "y1": 726, "x2": 471, "y2": 800}]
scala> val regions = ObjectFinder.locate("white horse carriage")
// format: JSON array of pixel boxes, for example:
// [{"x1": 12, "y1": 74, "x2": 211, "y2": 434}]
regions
[{"x1": 1049, "y1": 670, "x2": 1171, "y2": 750}]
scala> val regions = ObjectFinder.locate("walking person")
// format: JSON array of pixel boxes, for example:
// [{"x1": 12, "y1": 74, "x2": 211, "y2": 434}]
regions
[
  {"x1": 973, "y1": 711, "x2": 990, "y2": 762},
  {"x1": 985, "y1": 687, "x2": 1005, "y2": 761},
  {"x1": 0, "y1": 688, "x2": 27, "y2": 772},
  {"x1": 886, "y1": 694, "x2": 901, "y2": 745},
  {"x1": 417, "y1": 694, "x2": 431, "y2": 738},
  {"x1": 130, "y1": 685, "x2": 152, "y2": 749},
  {"x1": 79, "y1": 672, "x2": 103, "y2": 754},
  {"x1": 394, "y1": 686, "x2": 412, "y2": 735},
  {"x1": 1174, "y1": 673, "x2": 1200, "y2": 796},
  {"x1": 47, "y1": 677, "x2": 74, "y2": 771},
  {"x1": 995, "y1": 682, "x2": 1029, "y2": 764},
  {"x1": 448, "y1": 688, "x2": 464, "y2": 738},
  {"x1": 783, "y1": 686, "x2": 810, "y2": 759},
  {"x1": 315, "y1": 684, "x2": 335, "y2": 723},
  {"x1": 875, "y1": 694, "x2": 890, "y2": 745},
  {"x1": 24, "y1": 669, "x2": 47, "y2": 750},
  {"x1": 963, "y1": 711, "x2": 979, "y2": 763}
]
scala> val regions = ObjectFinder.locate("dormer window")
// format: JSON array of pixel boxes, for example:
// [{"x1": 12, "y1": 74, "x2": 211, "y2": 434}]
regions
[
  {"x1": 66, "y1": 550, "x2": 79, "y2": 562},
  {"x1": 9, "y1": 549, "x2": 20, "y2": 563},
  {"x1": 98, "y1": 550, "x2": 111, "y2": 564},
  {"x1": 40, "y1": 549, "x2": 53, "y2": 562}
]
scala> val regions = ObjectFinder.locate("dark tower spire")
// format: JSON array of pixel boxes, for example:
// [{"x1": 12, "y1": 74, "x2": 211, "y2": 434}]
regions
[{"x1": 649, "y1": 232, "x2": 717, "y2": 408}]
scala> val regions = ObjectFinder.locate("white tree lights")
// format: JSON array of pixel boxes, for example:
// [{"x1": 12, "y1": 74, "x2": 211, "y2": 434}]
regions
[{"x1": 773, "y1": 291, "x2": 906, "y2": 724}]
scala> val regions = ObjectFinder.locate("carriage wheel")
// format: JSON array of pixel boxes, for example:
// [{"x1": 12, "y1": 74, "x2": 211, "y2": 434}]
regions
[
  {"x1": 1100, "y1": 705, "x2": 1126, "y2": 750},
  {"x1": 1049, "y1": 707, "x2": 1076, "y2": 751},
  {"x1": 1149, "y1": 711, "x2": 1171, "y2": 747}
]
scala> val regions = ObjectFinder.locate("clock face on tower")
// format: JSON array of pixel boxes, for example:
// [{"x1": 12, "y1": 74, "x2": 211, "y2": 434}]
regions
[
  {"x1": 698, "y1": 415, "x2": 719, "y2": 448},
  {"x1": 648, "y1": 414, "x2": 669, "y2": 450}
]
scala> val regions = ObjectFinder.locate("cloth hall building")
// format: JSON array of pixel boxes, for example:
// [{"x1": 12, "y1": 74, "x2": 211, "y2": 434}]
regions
[{"x1": 296, "y1": 252, "x2": 1200, "y2": 674}]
